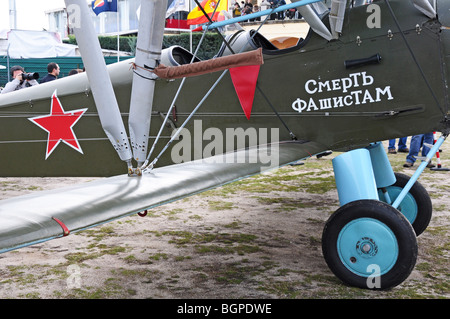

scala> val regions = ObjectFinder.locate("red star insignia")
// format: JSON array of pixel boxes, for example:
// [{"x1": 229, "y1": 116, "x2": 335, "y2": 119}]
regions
[{"x1": 29, "y1": 90, "x2": 87, "y2": 159}]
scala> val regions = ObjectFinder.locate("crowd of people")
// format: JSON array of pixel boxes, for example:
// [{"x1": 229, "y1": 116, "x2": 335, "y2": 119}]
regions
[
  {"x1": 232, "y1": 0, "x2": 301, "y2": 21},
  {"x1": 0, "y1": 63, "x2": 83, "y2": 94}
]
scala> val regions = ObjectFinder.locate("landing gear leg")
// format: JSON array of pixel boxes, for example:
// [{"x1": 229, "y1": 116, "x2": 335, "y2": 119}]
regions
[
  {"x1": 323, "y1": 136, "x2": 448, "y2": 288},
  {"x1": 323, "y1": 142, "x2": 414, "y2": 289}
]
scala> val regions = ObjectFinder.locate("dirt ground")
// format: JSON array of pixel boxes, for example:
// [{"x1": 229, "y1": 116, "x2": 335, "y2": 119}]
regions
[{"x1": 0, "y1": 139, "x2": 448, "y2": 300}]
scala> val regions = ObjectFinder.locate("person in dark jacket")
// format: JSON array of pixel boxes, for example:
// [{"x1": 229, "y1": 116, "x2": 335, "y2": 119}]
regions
[{"x1": 40, "y1": 62, "x2": 60, "y2": 83}]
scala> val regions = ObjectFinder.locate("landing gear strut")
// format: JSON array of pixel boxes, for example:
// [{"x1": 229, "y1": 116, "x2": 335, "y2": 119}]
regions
[{"x1": 378, "y1": 172, "x2": 432, "y2": 236}]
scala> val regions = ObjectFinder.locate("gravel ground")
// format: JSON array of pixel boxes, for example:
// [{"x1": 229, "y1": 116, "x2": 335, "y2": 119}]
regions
[{"x1": 0, "y1": 139, "x2": 448, "y2": 301}]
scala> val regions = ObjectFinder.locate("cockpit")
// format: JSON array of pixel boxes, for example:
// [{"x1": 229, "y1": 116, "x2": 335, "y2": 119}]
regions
[{"x1": 160, "y1": 0, "x2": 382, "y2": 68}]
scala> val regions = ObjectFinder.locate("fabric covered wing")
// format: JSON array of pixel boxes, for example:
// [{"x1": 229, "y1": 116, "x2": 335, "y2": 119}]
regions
[{"x1": 0, "y1": 140, "x2": 328, "y2": 254}]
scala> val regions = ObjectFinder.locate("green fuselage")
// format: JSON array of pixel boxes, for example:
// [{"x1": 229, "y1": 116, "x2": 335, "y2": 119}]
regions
[{"x1": 0, "y1": 0, "x2": 448, "y2": 177}]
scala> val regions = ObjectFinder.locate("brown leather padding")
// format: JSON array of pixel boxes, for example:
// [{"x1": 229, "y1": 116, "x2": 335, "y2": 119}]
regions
[{"x1": 153, "y1": 48, "x2": 264, "y2": 79}]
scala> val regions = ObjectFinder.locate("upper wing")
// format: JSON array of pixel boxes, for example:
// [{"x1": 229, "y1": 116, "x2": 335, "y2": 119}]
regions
[{"x1": 0, "y1": 140, "x2": 328, "y2": 254}]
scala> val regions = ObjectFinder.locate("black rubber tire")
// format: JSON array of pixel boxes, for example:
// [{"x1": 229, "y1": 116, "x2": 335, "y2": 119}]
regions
[
  {"x1": 322, "y1": 200, "x2": 418, "y2": 290},
  {"x1": 381, "y1": 172, "x2": 432, "y2": 236}
]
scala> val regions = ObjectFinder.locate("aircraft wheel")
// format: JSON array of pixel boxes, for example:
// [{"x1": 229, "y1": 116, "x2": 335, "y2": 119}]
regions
[
  {"x1": 322, "y1": 200, "x2": 417, "y2": 290},
  {"x1": 378, "y1": 172, "x2": 432, "y2": 236}
]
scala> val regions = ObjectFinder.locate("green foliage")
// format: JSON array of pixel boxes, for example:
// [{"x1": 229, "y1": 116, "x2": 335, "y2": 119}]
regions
[
  {"x1": 64, "y1": 33, "x2": 223, "y2": 59},
  {"x1": 65, "y1": 35, "x2": 135, "y2": 53}
]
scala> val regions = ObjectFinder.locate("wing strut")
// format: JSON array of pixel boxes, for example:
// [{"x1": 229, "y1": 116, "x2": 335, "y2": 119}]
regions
[
  {"x1": 412, "y1": 0, "x2": 437, "y2": 19},
  {"x1": 140, "y1": 0, "x2": 222, "y2": 171},
  {"x1": 329, "y1": 0, "x2": 346, "y2": 39},
  {"x1": 296, "y1": 2, "x2": 333, "y2": 41},
  {"x1": 65, "y1": 0, "x2": 133, "y2": 172},
  {"x1": 143, "y1": 19, "x2": 273, "y2": 172},
  {"x1": 128, "y1": 0, "x2": 168, "y2": 173},
  {"x1": 141, "y1": 0, "x2": 227, "y2": 171},
  {"x1": 142, "y1": 3, "x2": 281, "y2": 171},
  {"x1": 142, "y1": 32, "x2": 209, "y2": 170}
]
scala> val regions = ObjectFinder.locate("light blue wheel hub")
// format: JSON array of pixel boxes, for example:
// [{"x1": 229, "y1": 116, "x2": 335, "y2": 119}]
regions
[
  {"x1": 337, "y1": 218, "x2": 399, "y2": 277},
  {"x1": 379, "y1": 187, "x2": 418, "y2": 224}
]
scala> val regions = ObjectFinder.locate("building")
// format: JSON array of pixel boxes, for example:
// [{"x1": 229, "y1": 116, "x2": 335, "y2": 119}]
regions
[{"x1": 46, "y1": 0, "x2": 142, "y2": 39}]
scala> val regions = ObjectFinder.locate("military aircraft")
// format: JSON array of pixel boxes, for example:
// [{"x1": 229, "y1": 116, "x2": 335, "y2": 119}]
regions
[{"x1": 0, "y1": 0, "x2": 448, "y2": 290}]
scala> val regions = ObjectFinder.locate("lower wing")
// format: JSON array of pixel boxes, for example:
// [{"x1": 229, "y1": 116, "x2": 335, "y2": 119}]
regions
[{"x1": 0, "y1": 140, "x2": 327, "y2": 254}]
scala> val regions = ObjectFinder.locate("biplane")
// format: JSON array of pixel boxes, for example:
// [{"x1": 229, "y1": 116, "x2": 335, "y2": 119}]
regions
[{"x1": 0, "y1": 0, "x2": 448, "y2": 290}]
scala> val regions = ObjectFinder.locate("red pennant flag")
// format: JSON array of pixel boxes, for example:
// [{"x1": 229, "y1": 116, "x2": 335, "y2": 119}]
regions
[{"x1": 229, "y1": 65, "x2": 260, "y2": 120}]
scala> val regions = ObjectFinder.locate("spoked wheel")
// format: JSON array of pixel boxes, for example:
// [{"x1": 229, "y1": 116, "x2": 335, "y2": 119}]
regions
[
  {"x1": 322, "y1": 200, "x2": 417, "y2": 290},
  {"x1": 378, "y1": 172, "x2": 432, "y2": 236}
]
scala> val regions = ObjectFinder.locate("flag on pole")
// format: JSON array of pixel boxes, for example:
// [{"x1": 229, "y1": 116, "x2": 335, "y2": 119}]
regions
[
  {"x1": 166, "y1": 0, "x2": 190, "y2": 18},
  {"x1": 187, "y1": 0, "x2": 227, "y2": 25},
  {"x1": 92, "y1": 0, "x2": 118, "y2": 16}
]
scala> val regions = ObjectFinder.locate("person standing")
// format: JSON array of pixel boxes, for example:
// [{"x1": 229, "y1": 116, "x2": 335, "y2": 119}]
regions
[
  {"x1": 388, "y1": 137, "x2": 409, "y2": 154},
  {"x1": 40, "y1": 62, "x2": 60, "y2": 83},
  {"x1": 269, "y1": 0, "x2": 278, "y2": 19},
  {"x1": 277, "y1": 0, "x2": 286, "y2": 19},
  {"x1": 403, "y1": 133, "x2": 435, "y2": 168},
  {"x1": 232, "y1": 2, "x2": 241, "y2": 17},
  {"x1": 242, "y1": 0, "x2": 253, "y2": 15}
]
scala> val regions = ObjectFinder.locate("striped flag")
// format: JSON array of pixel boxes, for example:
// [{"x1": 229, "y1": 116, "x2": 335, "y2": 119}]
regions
[{"x1": 187, "y1": 0, "x2": 227, "y2": 25}]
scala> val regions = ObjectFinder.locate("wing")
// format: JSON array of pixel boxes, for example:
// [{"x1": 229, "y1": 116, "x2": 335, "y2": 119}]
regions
[{"x1": 0, "y1": 140, "x2": 327, "y2": 254}]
